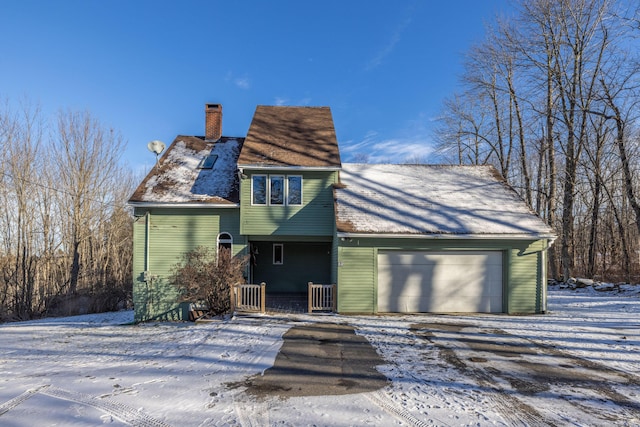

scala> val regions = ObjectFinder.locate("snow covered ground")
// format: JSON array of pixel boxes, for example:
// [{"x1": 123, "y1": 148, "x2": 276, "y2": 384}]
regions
[{"x1": 1, "y1": 285, "x2": 639, "y2": 426}]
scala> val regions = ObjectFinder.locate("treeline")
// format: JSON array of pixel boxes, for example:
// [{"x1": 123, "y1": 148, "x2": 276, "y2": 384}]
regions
[
  {"x1": 0, "y1": 101, "x2": 134, "y2": 321},
  {"x1": 435, "y1": 0, "x2": 640, "y2": 282}
]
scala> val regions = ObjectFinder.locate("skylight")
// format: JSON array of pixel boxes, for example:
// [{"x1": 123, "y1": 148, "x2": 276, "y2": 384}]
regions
[{"x1": 198, "y1": 154, "x2": 218, "y2": 169}]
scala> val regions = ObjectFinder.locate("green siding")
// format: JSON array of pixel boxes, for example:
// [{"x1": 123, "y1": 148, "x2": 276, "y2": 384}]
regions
[
  {"x1": 250, "y1": 241, "x2": 331, "y2": 292},
  {"x1": 507, "y1": 240, "x2": 545, "y2": 313},
  {"x1": 240, "y1": 170, "x2": 337, "y2": 236},
  {"x1": 247, "y1": 235, "x2": 332, "y2": 243},
  {"x1": 337, "y1": 246, "x2": 376, "y2": 313},
  {"x1": 337, "y1": 237, "x2": 549, "y2": 314},
  {"x1": 132, "y1": 207, "x2": 245, "y2": 322},
  {"x1": 132, "y1": 214, "x2": 148, "y2": 320},
  {"x1": 330, "y1": 236, "x2": 338, "y2": 285},
  {"x1": 132, "y1": 201, "x2": 550, "y2": 318}
]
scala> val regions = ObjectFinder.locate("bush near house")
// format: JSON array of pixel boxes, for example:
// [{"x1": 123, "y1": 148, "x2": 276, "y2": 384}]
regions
[{"x1": 170, "y1": 246, "x2": 247, "y2": 317}]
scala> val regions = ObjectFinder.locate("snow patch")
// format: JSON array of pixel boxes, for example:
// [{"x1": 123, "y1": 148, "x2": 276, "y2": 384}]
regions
[
  {"x1": 336, "y1": 164, "x2": 553, "y2": 235},
  {"x1": 0, "y1": 289, "x2": 639, "y2": 425},
  {"x1": 142, "y1": 138, "x2": 241, "y2": 203}
]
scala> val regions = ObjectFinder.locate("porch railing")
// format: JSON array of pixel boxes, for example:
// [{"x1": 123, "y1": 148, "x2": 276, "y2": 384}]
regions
[
  {"x1": 308, "y1": 282, "x2": 336, "y2": 313},
  {"x1": 234, "y1": 283, "x2": 266, "y2": 313}
]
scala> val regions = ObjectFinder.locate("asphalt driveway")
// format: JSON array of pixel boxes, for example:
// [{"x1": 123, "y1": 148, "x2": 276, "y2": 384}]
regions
[
  {"x1": 409, "y1": 321, "x2": 640, "y2": 424},
  {"x1": 232, "y1": 317, "x2": 640, "y2": 425},
  {"x1": 235, "y1": 322, "x2": 388, "y2": 398}
]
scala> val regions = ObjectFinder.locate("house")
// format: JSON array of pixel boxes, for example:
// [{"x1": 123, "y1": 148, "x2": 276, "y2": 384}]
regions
[{"x1": 128, "y1": 103, "x2": 555, "y2": 322}]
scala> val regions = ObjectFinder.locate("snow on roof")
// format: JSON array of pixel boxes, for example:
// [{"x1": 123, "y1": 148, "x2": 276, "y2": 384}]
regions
[
  {"x1": 129, "y1": 136, "x2": 243, "y2": 204},
  {"x1": 335, "y1": 164, "x2": 555, "y2": 237}
]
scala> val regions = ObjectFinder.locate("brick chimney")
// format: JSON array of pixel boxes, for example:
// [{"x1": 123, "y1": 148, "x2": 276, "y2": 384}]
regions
[{"x1": 205, "y1": 103, "x2": 222, "y2": 141}]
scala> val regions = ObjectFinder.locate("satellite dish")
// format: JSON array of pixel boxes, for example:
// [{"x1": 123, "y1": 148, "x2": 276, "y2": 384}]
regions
[
  {"x1": 147, "y1": 140, "x2": 166, "y2": 169},
  {"x1": 147, "y1": 140, "x2": 166, "y2": 154}
]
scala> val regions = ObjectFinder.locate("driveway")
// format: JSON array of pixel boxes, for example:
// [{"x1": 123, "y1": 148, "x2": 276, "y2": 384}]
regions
[
  {"x1": 232, "y1": 315, "x2": 640, "y2": 425},
  {"x1": 234, "y1": 322, "x2": 388, "y2": 398},
  {"x1": 1, "y1": 290, "x2": 639, "y2": 426},
  {"x1": 408, "y1": 321, "x2": 640, "y2": 425}
]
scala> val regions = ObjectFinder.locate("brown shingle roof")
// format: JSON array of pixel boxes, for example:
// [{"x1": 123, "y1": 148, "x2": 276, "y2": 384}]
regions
[
  {"x1": 238, "y1": 106, "x2": 341, "y2": 168},
  {"x1": 128, "y1": 136, "x2": 244, "y2": 204}
]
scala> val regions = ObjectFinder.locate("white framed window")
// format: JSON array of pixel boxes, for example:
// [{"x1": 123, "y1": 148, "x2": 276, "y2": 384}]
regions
[
  {"x1": 287, "y1": 175, "x2": 302, "y2": 205},
  {"x1": 217, "y1": 232, "x2": 233, "y2": 265},
  {"x1": 270, "y1": 175, "x2": 285, "y2": 205},
  {"x1": 251, "y1": 175, "x2": 267, "y2": 205},
  {"x1": 250, "y1": 174, "x2": 303, "y2": 206},
  {"x1": 273, "y1": 243, "x2": 284, "y2": 265}
]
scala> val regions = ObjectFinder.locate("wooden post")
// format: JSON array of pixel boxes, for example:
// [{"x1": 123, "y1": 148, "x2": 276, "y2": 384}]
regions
[
  {"x1": 308, "y1": 282, "x2": 313, "y2": 313},
  {"x1": 332, "y1": 284, "x2": 337, "y2": 312},
  {"x1": 231, "y1": 285, "x2": 237, "y2": 312},
  {"x1": 260, "y1": 282, "x2": 266, "y2": 313}
]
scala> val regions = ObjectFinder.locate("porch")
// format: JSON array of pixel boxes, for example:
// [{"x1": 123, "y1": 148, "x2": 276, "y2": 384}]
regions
[
  {"x1": 233, "y1": 283, "x2": 336, "y2": 314},
  {"x1": 265, "y1": 293, "x2": 307, "y2": 313}
]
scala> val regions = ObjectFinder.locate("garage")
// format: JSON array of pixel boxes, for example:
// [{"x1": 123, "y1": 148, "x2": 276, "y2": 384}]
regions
[{"x1": 377, "y1": 250, "x2": 503, "y2": 313}]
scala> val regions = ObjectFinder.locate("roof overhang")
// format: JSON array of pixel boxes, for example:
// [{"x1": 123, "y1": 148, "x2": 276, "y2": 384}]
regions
[
  {"x1": 238, "y1": 165, "x2": 341, "y2": 172},
  {"x1": 128, "y1": 202, "x2": 239, "y2": 209},
  {"x1": 336, "y1": 232, "x2": 557, "y2": 241}
]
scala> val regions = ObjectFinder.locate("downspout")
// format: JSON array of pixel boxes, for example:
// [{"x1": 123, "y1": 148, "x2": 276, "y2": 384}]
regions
[
  {"x1": 541, "y1": 237, "x2": 556, "y2": 313},
  {"x1": 542, "y1": 240, "x2": 548, "y2": 313},
  {"x1": 145, "y1": 212, "x2": 150, "y2": 273},
  {"x1": 145, "y1": 211, "x2": 152, "y2": 318}
]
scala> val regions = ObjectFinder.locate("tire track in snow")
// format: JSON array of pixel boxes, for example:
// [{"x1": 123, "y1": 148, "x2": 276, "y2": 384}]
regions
[
  {"x1": 232, "y1": 396, "x2": 270, "y2": 427},
  {"x1": 412, "y1": 325, "x2": 554, "y2": 427},
  {"x1": 366, "y1": 389, "x2": 437, "y2": 427},
  {"x1": 439, "y1": 347, "x2": 552, "y2": 426},
  {"x1": 521, "y1": 335, "x2": 640, "y2": 422},
  {"x1": 0, "y1": 385, "x2": 49, "y2": 416},
  {"x1": 216, "y1": 316, "x2": 288, "y2": 425},
  {"x1": 40, "y1": 386, "x2": 171, "y2": 427},
  {"x1": 355, "y1": 321, "x2": 459, "y2": 426}
]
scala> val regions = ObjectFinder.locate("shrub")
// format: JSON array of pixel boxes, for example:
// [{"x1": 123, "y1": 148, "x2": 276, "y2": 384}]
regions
[{"x1": 171, "y1": 246, "x2": 247, "y2": 317}]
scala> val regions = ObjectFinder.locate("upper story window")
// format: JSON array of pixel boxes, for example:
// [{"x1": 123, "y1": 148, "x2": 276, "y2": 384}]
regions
[
  {"x1": 251, "y1": 174, "x2": 303, "y2": 206},
  {"x1": 270, "y1": 175, "x2": 284, "y2": 205},
  {"x1": 252, "y1": 175, "x2": 267, "y2": 205},
  {"x1": 287, "y1": 176, "x2": 302, "y2": 205}
]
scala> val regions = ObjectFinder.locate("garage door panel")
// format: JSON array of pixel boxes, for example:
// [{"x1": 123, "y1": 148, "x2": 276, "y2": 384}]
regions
[
  {"x1": 378, "y1": 251, "x2": 503, "y2": 313},
  {"x1": 379, "y1": 251, "x2": 502, "y2": 267},
  {"x1": 386, "y1": 295, "x2": 502, "y2": 312}
]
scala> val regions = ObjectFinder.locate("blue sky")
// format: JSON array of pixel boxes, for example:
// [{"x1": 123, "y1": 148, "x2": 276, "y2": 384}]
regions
[{"x1": 1, "y1": 0, "x2": 510, "y2": 175}]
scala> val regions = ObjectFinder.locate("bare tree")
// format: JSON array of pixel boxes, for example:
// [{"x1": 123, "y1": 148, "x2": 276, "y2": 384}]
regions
[
  {"x1": 435, "y1": 0, "x2": 640, "y2": 282},
  {"x1": 52, "y1": 110, "x2": 126, "y2": 295},
  {"x1": 0, "y1": 100, "x2": 134, "y2": 321},
  {"x1": 434, "y1": 93, "x2": 493, "y2": 165}
]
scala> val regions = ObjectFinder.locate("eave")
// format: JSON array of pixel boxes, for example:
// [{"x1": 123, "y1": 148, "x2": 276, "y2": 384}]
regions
[
  {"x1": 238, "y1": 165, "x2": 341, "y2": 172},
  {"x1": 336, "y1": 232, "x2": 557, "y2": 241},
  {"x1": 128, "y1": 202, "x2": 239, "y2": 209}
]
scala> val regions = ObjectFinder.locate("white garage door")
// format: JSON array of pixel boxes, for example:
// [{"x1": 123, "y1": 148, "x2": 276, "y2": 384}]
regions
[{"x1": 377, "y1": 250, "x2": 503, "y2": 313}]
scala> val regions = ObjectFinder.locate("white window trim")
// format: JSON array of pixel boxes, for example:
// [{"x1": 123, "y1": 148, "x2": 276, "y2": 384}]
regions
[
  {"x1": 216, "y1": 232, "x2": 233, "y2": 265},
  {"x1": 286, "y1": 175, "x2": 303, "y2": 206},
  {"x1": 273, "y1": 243, "x2": 284, "y2": 265},
  {"x1": 250, "y1": 174, "x2": 304, "y2": 206},
  {"x1": 251, "y1": 174, "x2": 267, "y2": 206},
  {"x1": 269, "y1": 175, "x2": 285, "y2": 205}
]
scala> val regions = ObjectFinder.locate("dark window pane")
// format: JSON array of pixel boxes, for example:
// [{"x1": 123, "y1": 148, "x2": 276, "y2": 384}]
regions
[
  {"x1": 252, "y1": 175, "x2": 266, "y2": 205},
  {"x1": 273, "y1": 244, "x2": 283, "y2": 264},
  {"x1": 270, "y1": 176, "x2": 284, "y2": 205},
  {"x1": 198, "y1": 154, "x2": 218, "y2": 169},
  {"x1": 287, "y1": 176, "x2": 302, "y2": 205}
]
